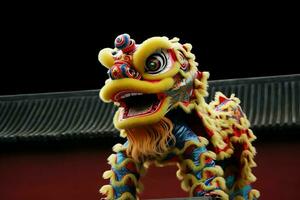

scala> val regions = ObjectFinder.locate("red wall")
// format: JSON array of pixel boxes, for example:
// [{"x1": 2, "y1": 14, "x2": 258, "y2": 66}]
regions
[{"x1": 1, "y1": 141, "x2": 300, "y2": 200}]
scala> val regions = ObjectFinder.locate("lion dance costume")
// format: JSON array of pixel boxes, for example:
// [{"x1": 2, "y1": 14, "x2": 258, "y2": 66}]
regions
[{"x1": 98, "y1": 34, "x2": 260, "y2": 200}]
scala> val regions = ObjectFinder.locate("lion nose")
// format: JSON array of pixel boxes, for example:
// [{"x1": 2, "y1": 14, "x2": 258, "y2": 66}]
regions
[{"x1": 108, "y1": 62, "x2": 141, "y2": 80}]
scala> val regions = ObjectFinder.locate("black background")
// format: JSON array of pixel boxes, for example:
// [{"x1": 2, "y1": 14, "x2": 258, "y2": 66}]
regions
[{"x1": 1, "y1": 3, "x2": 299, "y2": 95}]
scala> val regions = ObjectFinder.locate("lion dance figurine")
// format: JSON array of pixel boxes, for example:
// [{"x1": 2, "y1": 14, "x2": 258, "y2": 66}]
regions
[{"x1": 98, "y1": 34, "x2": 260, "y2": 200}]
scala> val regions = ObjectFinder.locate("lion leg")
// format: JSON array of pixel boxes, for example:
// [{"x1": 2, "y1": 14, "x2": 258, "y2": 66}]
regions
[
  {"x1": 219, "y1": 141, "x2": 260, "y2": 200},
  {"x1": 210, "y1": 92, "x2": 260, "y2": 200},
  {"x1": 172, "y1": 122, "x2": 228, "y2": 199},
  {"x1": 100, "y1": 143, "x2": 144, "y2": 200}
]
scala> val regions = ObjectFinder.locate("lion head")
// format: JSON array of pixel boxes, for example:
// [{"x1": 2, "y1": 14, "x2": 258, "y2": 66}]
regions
[
  {"x1": 99, "y1": 34, "x2": 207, "y2": 129},
  {"x1": 98, "y1": 34, "x2": 209, "y2": 160}
]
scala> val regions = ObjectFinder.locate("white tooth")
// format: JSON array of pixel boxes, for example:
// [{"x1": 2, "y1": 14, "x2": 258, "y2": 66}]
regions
[
  {"x1": 122, "y1": 94, "x2": 130, "y2": 98},
  {"x1": 119, "y1": 92, "x2": 143, "y2": 99}
]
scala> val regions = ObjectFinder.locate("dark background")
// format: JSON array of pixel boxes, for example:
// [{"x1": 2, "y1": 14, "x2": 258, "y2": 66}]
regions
[{"x1": 1, "y1": 3, "x2": 299, "y2": 95}]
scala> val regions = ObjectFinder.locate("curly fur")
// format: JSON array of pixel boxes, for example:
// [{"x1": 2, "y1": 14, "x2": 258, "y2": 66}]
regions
[{"x1": 125, "y1": 117, "x2": 175, "y2": 162}]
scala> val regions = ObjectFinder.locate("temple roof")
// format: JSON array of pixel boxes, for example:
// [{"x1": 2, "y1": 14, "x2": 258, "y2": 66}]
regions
[{"x1": 0, "y1": 74, "x2": 299, "y2": 143}]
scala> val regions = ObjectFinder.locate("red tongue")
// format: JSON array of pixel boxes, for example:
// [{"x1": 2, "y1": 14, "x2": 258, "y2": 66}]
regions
[
  {"x1": 117, "y1": 93, "x2": 165, "y2": 119},
  {"x1": 127, "y1": 103, "x2": 153, "y2": 117},
  {"x1": 121, "y1": 97, "x2": 163, "y2": 119}
]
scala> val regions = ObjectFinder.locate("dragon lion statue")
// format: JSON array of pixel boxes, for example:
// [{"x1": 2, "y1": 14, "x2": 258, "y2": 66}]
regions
[{"x1": 98, "y1": 34, "x2": 260, "y2": 200}]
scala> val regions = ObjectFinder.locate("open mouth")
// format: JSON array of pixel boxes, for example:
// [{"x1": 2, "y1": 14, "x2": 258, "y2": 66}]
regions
[{"x1": 113, "y1": 91, "x2": 166, "y2": 120}]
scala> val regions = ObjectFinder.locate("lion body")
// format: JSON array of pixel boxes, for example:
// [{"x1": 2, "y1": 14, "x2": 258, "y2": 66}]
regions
[{"x1": 98, "y1": 34, "x2": 260, "y2": 200}]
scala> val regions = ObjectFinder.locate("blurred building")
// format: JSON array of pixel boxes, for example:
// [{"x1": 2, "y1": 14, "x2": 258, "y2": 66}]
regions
[{"x1": 0, "y1": 74, "x2": 299, "y2": 200}]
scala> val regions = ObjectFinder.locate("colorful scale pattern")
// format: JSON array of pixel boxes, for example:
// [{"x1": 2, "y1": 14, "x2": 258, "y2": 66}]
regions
[{"x1": 101, "y1": 145, "x2": 144, "y2": 200}]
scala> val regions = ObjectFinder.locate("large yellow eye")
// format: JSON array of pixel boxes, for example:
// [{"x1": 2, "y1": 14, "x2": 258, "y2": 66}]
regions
[{"x1": 145, "y1": 50, "x2": 169, "y2": 74}]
